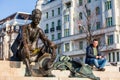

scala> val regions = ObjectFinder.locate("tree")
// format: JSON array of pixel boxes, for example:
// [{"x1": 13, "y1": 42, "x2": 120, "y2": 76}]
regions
[{"x1": 75, "y1": 0, "x2": 100, "y2": 44}]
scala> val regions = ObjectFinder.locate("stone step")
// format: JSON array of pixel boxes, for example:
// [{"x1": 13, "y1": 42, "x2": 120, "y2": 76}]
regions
[
  {"x1": 0, "y1": 61, "x2": 25, "y2": 68},
  {"x1": 104, "y1": 66, "x2": 120, "y2": 72},
  {"x1": 59, "y1": 78, "x2": 90, "y2": 80},
  {"x1": 0, "y1": 77, "x2": 58, "y2": 80},
  {"x1": 92, "y1": 65, "x2": 120, "y2": 72},
  {"x1": 0, "y1": 61, "x2": 25, "y2": 76},
  {"x1": 99, "y1": 78, "x2": 120, "y2": 80},
  {"x1": 1, "y1": 77, "x2": 120, "y2": 80},
  {"x1": 0, "y1": 68, "x2": 25, "y2": 76},
  {"x1": 0, "y1": 77, "x2": 91, "y2": 80},
  {"x1": 93, "y1": 71, "x2": 120, "y2": 78},
  {"x1": 0, "y1": 61, "x2": 120, "y2": 80}
]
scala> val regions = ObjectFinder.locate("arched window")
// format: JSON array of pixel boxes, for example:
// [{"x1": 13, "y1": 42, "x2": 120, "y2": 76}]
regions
[
  {"x1": 96, "y1": 7, "x2": 100, "y2": 15},
  {"x1": 57, "y1": 20, "x2": 61, "y2": 26},
  {"x1": 46, "y1": 24, "x2": 49, "y2": 29},
  {"x1": 51, "y1": 22, "x2": 54, "y2": 28},
  {"x1": 79, "y1": 0, "x2": 82, "y2": 6},
  {"x1": 45, "y1": 24, "x2": 49, "y2": 33},
  {"x1": 79, "y1": 12, "x2": 82, "y2": 20},
  {"x1": 87, "y1": 10, "x2": 91, "y2": 16}
]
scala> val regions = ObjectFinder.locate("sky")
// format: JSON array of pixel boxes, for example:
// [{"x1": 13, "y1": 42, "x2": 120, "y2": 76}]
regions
[{"x1": 0, "y1": 0, "x2": 37, "y2": 20}]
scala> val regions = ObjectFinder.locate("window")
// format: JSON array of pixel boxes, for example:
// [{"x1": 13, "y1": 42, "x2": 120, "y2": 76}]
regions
[
  {"x1": 46, "y1": 12, "x2": 48, "y2": 19},
  {"x1": 79, "y1": 41, "x2": 83, "y2": 50},
  {"x1": 57, "y1": 20, "x2": 61, "y2": 26},
  {"x1": 58, "y1": 45, "x2": 61, "y2": 54},
  {"x1": 87, "y1": 10, "x2": 91, "y2": 16},
  {"x1": 88, "y1": 24, "x2": 91, "y2": 30},
  {"x1": 14, "y1": 26, "x2": 19, "y2": 32},
  {"x1": 50, "y1": 22, "x2": 55, "y2": 32},
  {"x1": 58, "y1": 33, "x2": 61, "y2": 39},
  {"x1": 96, "y1": 22, "x2": 100, "y2": 30},
  {"x1": 65, "y1": 43, "x2": 70, "y2": 52},
  {"x1": 117, "y1": 34, "x2": 119, "y2": 43},
  {"x1": 64, "y1": 15, "x2": 69, "y2": 22},
  {"x1": 97, "y1": 38, "x2": 101, "y2": 46},
  {"x1": 107, "y1": 35, "x2": 114, "y2": 45},
  {"x1": 64, "y1": 29, "x2": 69, "y2": 37},
  {"x1": 87, "y1": 0, "x2": 91, "y2": 3},
  {"x1": 79, "y1": 28, "x2": 83, "y2": 34},
  {"x1": 106, "y1": 17, "x2": 112, "y2": 27},
  {"x1": 105, "y1": 1, "x2": 112, "y2": 10},
  {"x1": 117, "y1": 52, "x2": 119, "y2": 61},
  {"x1": 52, "y1": 10, "x2": 54, "y2": 17},
  {"x1": 3, "y1": 28, "x2": 6, "y2": 32},
  {"x1": 16, "y1": 14, "x2": 25, "y2": 20},
  {"x1": 57, "y1": 20, "x2": 61, "y2": 30},
  {"x1": 51, "y1": 34, "x2": 54, "y2": 41},
  {"x1": 46, "y1": 24, "x2": 49, "y2": 29},
  {"x1": 113, "y1": 52, "x2": 115, "y2": 62},
  {"x1": 79, "y1": 0, "x2": 82, "y2": 6},
  {"x1": 108, "y1": 53, "x2": 111, "y2": 62},
  {"x1": 79, "y1": 12, "x2": 82, "y2": 20},
  {"x1": 16, "y1": 14, "x2": 32, "y2": 20},
  {"x1": 96, "y1": 7, "x2": 100, "y2": 15},
  {"x1": 45, "y1": 24, "x2": 49, "y2": 33},
  {"x1": 51, "y1": 22, "x2": 54, "y2": 28},
  {"x1": 66, "y1": 2, "x2": 71, "y2": 8},
  {"x1": 58, "y1": 8, "x2": 60, "y2": 15}
]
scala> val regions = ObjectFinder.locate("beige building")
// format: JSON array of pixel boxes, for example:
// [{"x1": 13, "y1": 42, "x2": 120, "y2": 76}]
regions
[{"x1": 0, "y1": 12, "x2": 31, "y2": 60}]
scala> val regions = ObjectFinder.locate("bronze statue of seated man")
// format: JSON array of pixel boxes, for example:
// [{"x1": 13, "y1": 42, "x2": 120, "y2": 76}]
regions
[{"x1": 11, "y1": 9, "x2": 57, "y2": 77}]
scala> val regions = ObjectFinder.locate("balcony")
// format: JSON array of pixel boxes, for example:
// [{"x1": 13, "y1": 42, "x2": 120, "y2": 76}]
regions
[
  {"x1": 62, "y1": 50, "x2": 85, "y2": 56},
  {"x1": 50, "y1": 27, "x2": 55, "y2": 32},
  {"x1": 56, "y1": 26, "x2": 61, "y2": 30},
  {"x1": 62, "y1": 0, "x2": 71, "y2": 4},
  {"x1": 61, "y1": 26, "x2": 116, "y2": 43},
  {"x1": 100, "y1": 43, "x2": 120, "y2": 52},
  {"x1": 44, "y1": 29, "x2": 49, "y2": 33}
]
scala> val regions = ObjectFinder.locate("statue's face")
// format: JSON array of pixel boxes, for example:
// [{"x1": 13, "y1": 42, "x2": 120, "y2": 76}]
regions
[{"x1": 32, "y1": 14, "x2": 41, "y2": 25}]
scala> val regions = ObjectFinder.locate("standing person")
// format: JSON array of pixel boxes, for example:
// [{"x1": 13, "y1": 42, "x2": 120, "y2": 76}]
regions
[{"x1": 85, "y1": 39, "x2": 107, "y2": 71}]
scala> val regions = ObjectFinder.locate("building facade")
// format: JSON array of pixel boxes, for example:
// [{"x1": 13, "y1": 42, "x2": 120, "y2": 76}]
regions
[
  {"x1": 0, "y1": 12, "x2": 31, "y2": 60},
  {"x1": 37, "y1": 0, "x2": 62, "y2": 57},
  {"x1": 38, "y1": 0, "x2": 120, "y2": 63}
]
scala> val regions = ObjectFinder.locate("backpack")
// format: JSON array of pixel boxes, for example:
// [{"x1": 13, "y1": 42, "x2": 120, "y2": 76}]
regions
[{"x1": 53, "y1": 55, "x2": 100, "y2": 80}]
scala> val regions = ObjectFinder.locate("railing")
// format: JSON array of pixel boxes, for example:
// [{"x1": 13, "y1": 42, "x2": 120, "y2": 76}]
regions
[
  {"x1": 63, "y1": 49, "x2": 85, "y2": 56},
  {"x1": 44, "y1": 29, "x2": 49, "y2": 33},
  {"x1": 50, "y1": 27, "x2": 55, "y2": 32},
  {"x1": 56, "y1": 26, "x2": 61, "y2": 30}
]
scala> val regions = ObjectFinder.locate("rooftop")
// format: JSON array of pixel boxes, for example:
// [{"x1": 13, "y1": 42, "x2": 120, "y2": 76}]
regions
[{"x1": 0, "y1": 12, "x2": 31, "y2": 24}]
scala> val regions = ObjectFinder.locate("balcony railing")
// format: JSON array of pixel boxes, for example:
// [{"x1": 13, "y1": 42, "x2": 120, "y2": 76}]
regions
[
  {"x1": 50, "y1": 27, "x2": 55, "y2": 32},
  {"x1": 62, "y1": 0, "x2": 71, "y2": 4},
  {"x1": 44, "y1": 29, "x2": 49, "y2": 33},
  {"x1": 56, "y1": 26, "x2": 61, "y2": 30},
  {"x1": 63, "y1": 49, "x2": 85, "y2": 56}
]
